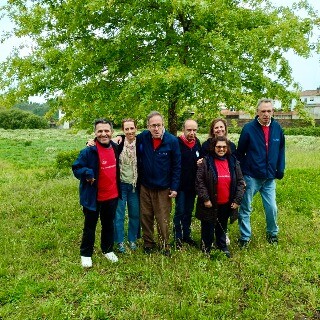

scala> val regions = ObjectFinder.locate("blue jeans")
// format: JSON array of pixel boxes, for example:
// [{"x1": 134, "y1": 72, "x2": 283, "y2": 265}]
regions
[
  {"x1": 114, "y1": 182, "x2": 140, "y2": 243},
  {"x1": 173, "y1": 191, "x2": 196, "y2": 241},
  {"x1": 238, "y1": 175, "x2": 279, "y2": 241}
]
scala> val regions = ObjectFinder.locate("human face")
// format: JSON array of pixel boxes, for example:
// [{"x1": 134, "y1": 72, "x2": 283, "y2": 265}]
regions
[
  {"x1": 183, "y1": 120, "x2": 198, "y2": 141},
  {"x1": 122, "y1": 121, "x2": 136, "y2": 143},
  {"x1": 257, "y1": 102, "x2": 273, "y2": 126},
  {"x1": 95, "y1": 123, "x2": 113, "y2": 145},
  {"x1": 215, "y1": 141, "x2": 228, "y2": 157},
  {"x1": 213, "y1": 121, "x2": 226, "y2": 137},
  {"x1": 148, "y1": 115, "x2": 164, "y2": 138}
]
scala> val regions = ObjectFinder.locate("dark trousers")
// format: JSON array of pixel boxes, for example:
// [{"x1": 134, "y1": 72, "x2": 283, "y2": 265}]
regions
[
  {"x1": 173, "y1": 190, "x2": 196, "y2": 241},
  {"x1": 80, "y1": 198, "x2": 118, "y2": 257},
  {"x1": 201, "y1": 203, "x2": 229, "y2": 253}
]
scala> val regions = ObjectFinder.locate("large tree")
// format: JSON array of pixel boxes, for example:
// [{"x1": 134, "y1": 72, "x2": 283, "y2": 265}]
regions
[{"x1": 1, "y1": 0, "x2": 319, "y2": 133}]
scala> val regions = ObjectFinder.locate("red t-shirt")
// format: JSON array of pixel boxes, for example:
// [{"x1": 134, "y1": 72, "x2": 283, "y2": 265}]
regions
[
  {"x1": 96, "y1": 143, "x2": 118, "y2": 201},
  {"x1": 214, "y1": 158, "x2": 231, "y2": 204}
]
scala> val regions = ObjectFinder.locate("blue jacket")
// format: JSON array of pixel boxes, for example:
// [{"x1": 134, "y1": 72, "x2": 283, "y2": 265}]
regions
[
  {"x1": 72, "y1": 141, "x2": 121, "y2": 211},
  {"x1": 137, "y1": 130, "x2": 181, "y2": 191},
  {"x1": 236, "y1": 116, "x2": 285, "y2": 179}
]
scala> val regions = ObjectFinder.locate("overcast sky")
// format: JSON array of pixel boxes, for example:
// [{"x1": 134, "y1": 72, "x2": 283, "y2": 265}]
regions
[{"x1": 0, "y1": 0, "x2": 319, "y2": 94}]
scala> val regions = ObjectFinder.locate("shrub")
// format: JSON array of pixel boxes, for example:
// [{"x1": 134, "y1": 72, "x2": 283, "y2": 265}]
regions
[
  {"x1": 283, "y1": 127, "x2": 320, "y2": 137},
  {"x1": 56, "y1": 150, "x2": 80, "y2": 169},
  {"x1": 0, "y1": 108, "x2": 48, "y2": 129}
]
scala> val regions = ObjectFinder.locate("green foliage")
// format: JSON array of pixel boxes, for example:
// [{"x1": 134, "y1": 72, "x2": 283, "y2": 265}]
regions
[
  {"x1": 0, "y1": 130, "x2": 320, "y2": 319},
  {"x1": 14, "y1": 101, "x2": 51, "y2": 117},
  {"x1": 56, "y1": 149, "x2": 80, "y2": 169},
  {"x1": 283, "y1": 127, "x2": 320, "y2": 137},
  {"x1": 1, "y1": 0, "x2": 319, "y2": 134},
  {"x1": 0, "y1": 108, "x2": 48, "y2": 129}
]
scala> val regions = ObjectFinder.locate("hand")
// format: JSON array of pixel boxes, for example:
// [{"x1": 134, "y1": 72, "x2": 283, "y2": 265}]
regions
[
  {"x1": 112, "y1": 136, "x2": 123, "y2": 145},
  {"x1": 231, "y1": 202, "x2": 239, "y2": 209},
  {"x1": 197, "y1": 158, "x2": 203, "y2": 166},
  {"x1": 86, "y1": 139, "x2": 95, "y2": 147},
  {"x1": 86, "y1": 178, "x2": 96, "y2": 185},
  {"x1": 204, "y1": 200, "x2": 212, "y2": 208},
  {"x1": 169, "y1": 190, "x2": 177, "y2": 198}
]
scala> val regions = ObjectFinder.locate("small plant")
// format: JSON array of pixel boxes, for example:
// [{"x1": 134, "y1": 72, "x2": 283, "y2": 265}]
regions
[{"x1": 56, "y1": 150, "x2": 79, "y2": 169}]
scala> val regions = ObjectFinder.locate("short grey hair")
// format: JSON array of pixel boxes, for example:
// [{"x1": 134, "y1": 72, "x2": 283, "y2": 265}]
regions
[
  {"x1": 146, "y1": 111, "x2": 164, "y2": 124},
  {"x1": 257, "y1": 98, "x2": 274, "y2": 110}
]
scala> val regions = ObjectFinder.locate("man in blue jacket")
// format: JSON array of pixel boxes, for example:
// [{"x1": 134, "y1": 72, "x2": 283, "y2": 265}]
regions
[
  {"x1": 137, "y1": 111, "x2": 181, "y2": 256},
  {"x1": 237, "y1": 98, "x2": 285, "y2": 247},
  {"x1": 72, "y1": 119, "x2": 121, "y2": 267}
]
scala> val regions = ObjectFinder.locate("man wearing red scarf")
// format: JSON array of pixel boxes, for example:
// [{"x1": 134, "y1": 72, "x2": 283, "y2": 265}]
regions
[{"x1": 173, "y1": 119, "x2": 201, "y2": 249}]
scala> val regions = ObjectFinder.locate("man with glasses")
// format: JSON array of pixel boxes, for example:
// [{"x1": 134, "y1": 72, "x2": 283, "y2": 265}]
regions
[
  {"x1": 237, "y1": 98, "x2": 285, "y2": 247},
  {"x1": 137, "y1": 111, "x2": 181, "y2": 256}
]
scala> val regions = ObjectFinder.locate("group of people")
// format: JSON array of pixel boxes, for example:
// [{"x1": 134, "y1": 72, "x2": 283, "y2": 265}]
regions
[{"x1": 72, "y1": 98, "x2": 285, "y2": 268}]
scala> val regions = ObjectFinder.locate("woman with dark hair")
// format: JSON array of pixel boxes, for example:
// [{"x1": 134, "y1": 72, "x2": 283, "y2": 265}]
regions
[
  {"x1": 195, "y1": 136, "x2": 245, "y2": 258},
  {"x1": 201, "y1": 118, "x2": 236, "y2": 157}
]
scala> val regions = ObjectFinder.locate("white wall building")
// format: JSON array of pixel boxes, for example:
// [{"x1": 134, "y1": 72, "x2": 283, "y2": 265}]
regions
[
  {"x1": 299, "y1": 88, "x2": 320, "y2": 119},
  {"x1": 58, "y1": 109, "x2": 70, "y2": 129}
]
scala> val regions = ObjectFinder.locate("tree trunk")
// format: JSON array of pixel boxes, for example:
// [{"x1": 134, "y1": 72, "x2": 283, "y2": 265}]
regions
[{"x1": 168, "y1": 99, "x2": 178, "y2": 136}]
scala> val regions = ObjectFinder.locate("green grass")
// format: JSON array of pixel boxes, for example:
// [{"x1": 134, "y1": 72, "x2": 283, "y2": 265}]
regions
[{"x1": 0, "y1": 129, "x2": 320, "y2": 319}]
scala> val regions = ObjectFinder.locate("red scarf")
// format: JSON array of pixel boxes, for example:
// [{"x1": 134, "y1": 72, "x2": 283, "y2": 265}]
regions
[{"x1": 179, "y1": 134, "x2": 196, "y2": 149}]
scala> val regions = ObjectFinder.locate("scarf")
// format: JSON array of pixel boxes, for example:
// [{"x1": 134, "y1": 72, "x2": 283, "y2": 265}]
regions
[
  {"x1": 179, "y1": 134, "x2": 196, "y2": 149},
  {"x1": 119, "y1": 138, "x2": 138, "y2": 188}
]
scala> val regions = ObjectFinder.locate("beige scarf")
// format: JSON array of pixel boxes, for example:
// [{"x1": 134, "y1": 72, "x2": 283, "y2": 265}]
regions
[{"x1": 119, "y1": 138, "x2": 138, "y2": 188}]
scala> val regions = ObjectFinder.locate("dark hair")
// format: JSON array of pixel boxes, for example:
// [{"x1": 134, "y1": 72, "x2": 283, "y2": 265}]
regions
[
  {"x1": 208, "y1": 136, "x2": 231, "y2": 156},
  {"x1": 94, "y1": 118, "x2": 113, "y2": 130},
  {"x1": 209, "y1": 118, "x2": 228, "y2": 138},
  {"x1": 121, "y1": 118, "x2": 137, "y2": 130}
]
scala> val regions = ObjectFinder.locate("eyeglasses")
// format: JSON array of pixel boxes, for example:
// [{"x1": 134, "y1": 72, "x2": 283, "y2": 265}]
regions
[
  {"x1": 149, "y1": 124, "x2": 163, "y2": 129},
  {"x1": 215, "y1": 146, "x2": 227, "y2": 150}
]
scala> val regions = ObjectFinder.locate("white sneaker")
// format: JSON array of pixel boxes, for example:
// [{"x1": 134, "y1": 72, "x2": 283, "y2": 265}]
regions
[
  {"x1": 226, "y1": 234, "x2": 231, "y2": 246},
  {"x1": 104, "y1": 252, "x2": 118, "y2": 263},
  {"x1": 81, "y1": 256, "x2": 92, "y2": 268}
]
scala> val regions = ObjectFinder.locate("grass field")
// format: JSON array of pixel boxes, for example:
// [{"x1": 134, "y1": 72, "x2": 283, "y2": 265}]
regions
[{"x1": 0, "y1": 129, "x2": 319, "y2": 320}]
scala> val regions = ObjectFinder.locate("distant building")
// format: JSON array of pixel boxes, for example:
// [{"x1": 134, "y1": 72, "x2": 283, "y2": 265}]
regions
[
  {"x1": 58, "y1": 109, "x2": 70, "y2": 129},
  {"x1": 299, "y1": 88, "x2": 320, "y2": 119}
]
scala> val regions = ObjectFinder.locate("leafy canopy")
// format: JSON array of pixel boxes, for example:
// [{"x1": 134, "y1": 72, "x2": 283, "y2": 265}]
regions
[{"x1": 1, "y1": 0, "x2": 319, "y2": 133}]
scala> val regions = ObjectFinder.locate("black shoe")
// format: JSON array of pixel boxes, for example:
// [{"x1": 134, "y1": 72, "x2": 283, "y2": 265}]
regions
[
  {"x1": 267, "y1": 234, "x2": 278, "y2": 244},
  {"x1": 222, "y1": 250, "x2": 231, "y2": 258},
  {"x1": 183, "y1": 238, "x2": 197, "y2": 247},
  {"x1": 238, "y1": 239, "x2": 250, "y2": 248},
  {"x1": 161, "y1": 249, "x2": 172, "y2": 257},
  {"x1": 143, "y1": 247, "x2": 154, "y2": 254},
  {"x1": 175, "y1": 239, "x2": 183, "y2": 250}
]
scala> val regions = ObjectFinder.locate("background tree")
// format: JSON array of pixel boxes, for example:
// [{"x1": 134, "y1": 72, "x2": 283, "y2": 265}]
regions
[{"x1": 0, "y1": 0, "x2": 319, "y2": 134}]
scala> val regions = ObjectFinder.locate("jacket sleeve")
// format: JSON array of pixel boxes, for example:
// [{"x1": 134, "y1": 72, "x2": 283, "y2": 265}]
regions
[
  {"x1": 232, "y1": 160, "x2": 246, "y2": 204},
  {"x1": 276, "y1": 129, "x2": 285, "y2": 179},
  {"x1": 72, "y1": 149, "x2": 94, "y2": 181},
  {"x1": 236, "y1": 127, "x2": 249, "y2": 163},
  {"x1": 170, "y1": 137, "x2": 181, "y2": 191},
  {"x1": 195, "y1": 160, "x2": 210, "y2": 202}
]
